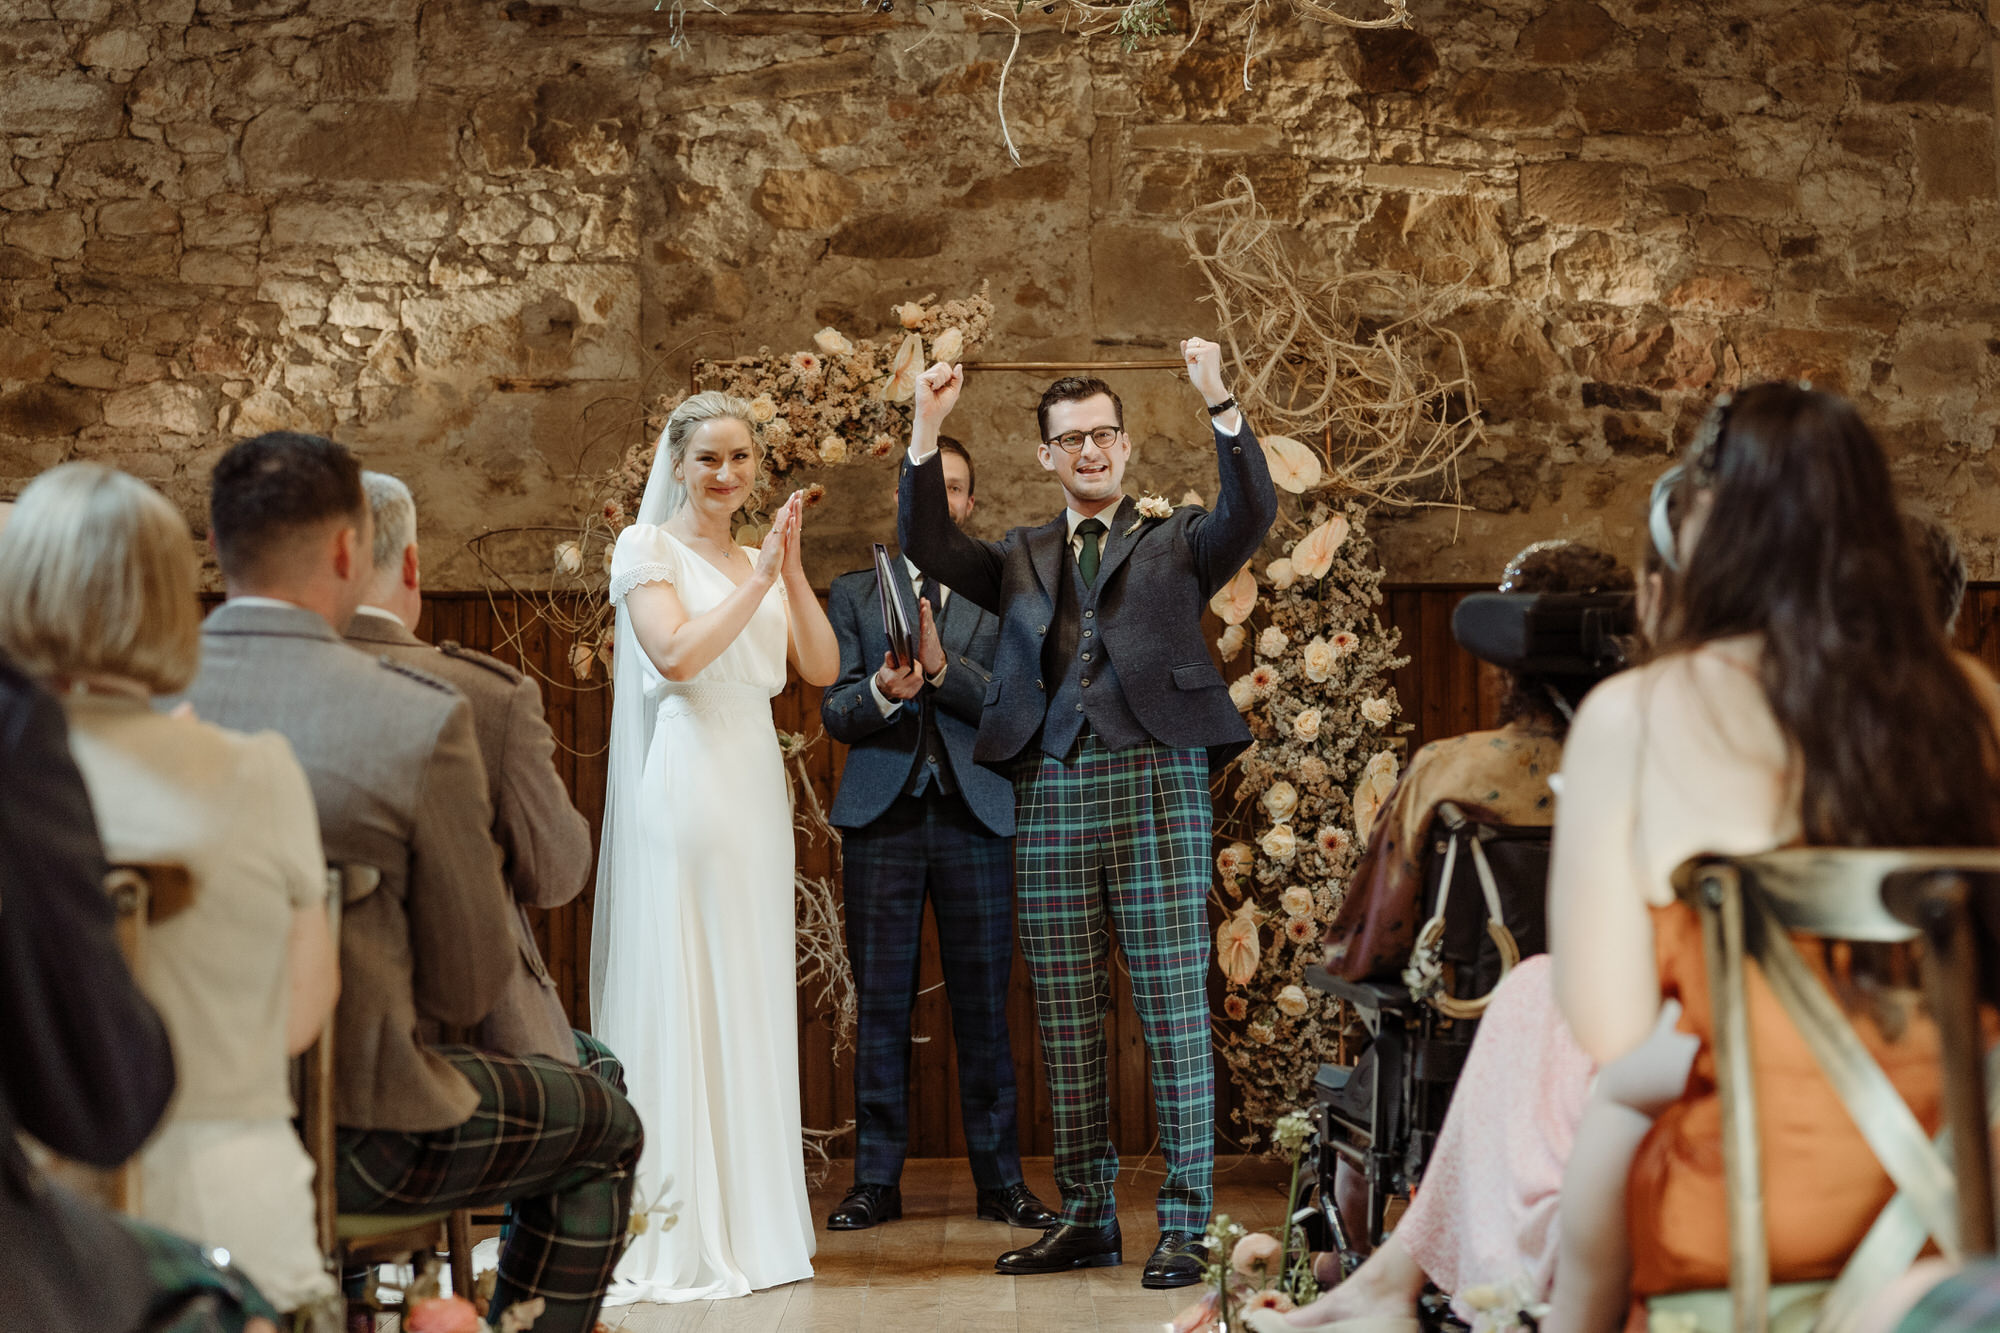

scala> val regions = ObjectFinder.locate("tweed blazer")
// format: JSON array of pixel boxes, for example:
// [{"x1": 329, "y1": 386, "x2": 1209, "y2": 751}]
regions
[
  {"x1": 898, "y1": 419, "x2": 1278, "y2": 769},
  {"x1": 345, "y1": 609, "x2": 589, "y2": 1064},
  {"x1": 0, "y1": 657, "x2": 175, "y2": 1333},
  {"x1": 820, "y1": 562, "x2": 1013, "y2": 837},
  {"x1": 177, "y1": 601, "x2": 514, "y2": 1133}
]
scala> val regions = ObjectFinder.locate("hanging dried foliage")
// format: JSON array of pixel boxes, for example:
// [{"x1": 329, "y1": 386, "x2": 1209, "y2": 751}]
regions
[{"x1": 1180, "y1": 175, "x2": 1486, "y2": 509}]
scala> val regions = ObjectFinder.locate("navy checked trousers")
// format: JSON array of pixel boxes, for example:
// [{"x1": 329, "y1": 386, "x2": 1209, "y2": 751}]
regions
[
  {"x1": 335, "y1": 1031, "x2": 640, "y2": 1333},
  {"x1": 1014, "y1": 730, "x2": 1215, "y2": 1233},
  {"x1": 843, "y1": 790, "x2": 1024, "y2": 1190}
]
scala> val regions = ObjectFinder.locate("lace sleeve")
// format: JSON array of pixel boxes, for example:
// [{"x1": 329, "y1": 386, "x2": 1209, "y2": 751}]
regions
[{"x1": 609, "y1": 524, "x2": 676, "y2": 606}]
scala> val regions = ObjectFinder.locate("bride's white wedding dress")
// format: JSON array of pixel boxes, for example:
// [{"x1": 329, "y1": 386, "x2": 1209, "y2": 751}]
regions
[{"x1": 594, "y1": 523, "x2": 815, "y2": 1303}]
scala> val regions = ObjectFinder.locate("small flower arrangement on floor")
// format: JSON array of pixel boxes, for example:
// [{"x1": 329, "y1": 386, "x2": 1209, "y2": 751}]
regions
[{"x1": 1165, "y1": 1111, "x2": 1321, "y2": 1333}]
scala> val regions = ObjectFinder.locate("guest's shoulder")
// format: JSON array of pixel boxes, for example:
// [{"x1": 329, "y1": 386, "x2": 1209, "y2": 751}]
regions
[{"x1": 435, "y1": 639, "x2": 523, "y2": 687}]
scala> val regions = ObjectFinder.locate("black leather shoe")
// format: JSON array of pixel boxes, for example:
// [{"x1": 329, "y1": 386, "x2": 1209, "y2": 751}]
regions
[
  {"x1": 1141, "y1": 1230, "x2": 1208, "y2": 1289},
  {"x1": 825, "y1": 1182, "x2": 902, "y2": 1230},
  {"x1": 976, "y1": 1182, "x2": 1059, "y2": 1228},
  {"x1": 995, "y1": 1220, "x2": 1122, "y2": 1274}
]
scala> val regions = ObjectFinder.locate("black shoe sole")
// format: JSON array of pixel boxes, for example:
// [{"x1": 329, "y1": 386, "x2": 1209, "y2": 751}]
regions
[
  {"x1": 995, "y1": 1250, "x2": 1122, "y2": 1274},
  {"x1": 1140, "y1": 1267, "x2": 1205, "y2": 1289}
]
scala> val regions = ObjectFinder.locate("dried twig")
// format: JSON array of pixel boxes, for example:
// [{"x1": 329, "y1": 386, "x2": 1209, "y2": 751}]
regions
[{"x1": 1179, "y1": 175, "x2": 1482, "y2": 509}]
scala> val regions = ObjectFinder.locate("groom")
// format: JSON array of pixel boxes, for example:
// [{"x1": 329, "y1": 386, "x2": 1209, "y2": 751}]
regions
[{"x1": 899, "y1": 341, "x2": 1276, "y2": 1288}]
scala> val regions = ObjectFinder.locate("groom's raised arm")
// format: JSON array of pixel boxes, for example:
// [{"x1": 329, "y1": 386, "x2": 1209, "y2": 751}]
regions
[
  {"x1": 898, "y1": 361, "x2": 1006, "y2": 612},
  {"x1": 1179, "y1": 337, "x2": 1278, "y2": 595}
]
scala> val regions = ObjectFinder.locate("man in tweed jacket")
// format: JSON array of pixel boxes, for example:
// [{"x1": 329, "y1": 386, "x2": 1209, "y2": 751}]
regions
[
  {"x1": 347, "y1": 470, "x2": 598, "y2": 1071},
  {"x1": 898, "y1": 341, "x2": 1276, "y2": 1287},
  {"x1": 179, "y1": 432, "x2": 639, "y2": 1333}
]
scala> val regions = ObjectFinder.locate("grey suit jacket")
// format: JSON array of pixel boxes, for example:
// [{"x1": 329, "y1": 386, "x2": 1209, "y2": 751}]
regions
[
  {"x1": 177, "y1": 601, "x2": 514, "y2": 1133},
  {"x1": 345, "y1": 610, "x2": 589, "y2": 1065}
]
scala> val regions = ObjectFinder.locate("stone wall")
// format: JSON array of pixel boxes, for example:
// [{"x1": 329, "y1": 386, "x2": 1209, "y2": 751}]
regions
[{"x1": 3, "y1": 0, "x2": 1997, "y2": 586}]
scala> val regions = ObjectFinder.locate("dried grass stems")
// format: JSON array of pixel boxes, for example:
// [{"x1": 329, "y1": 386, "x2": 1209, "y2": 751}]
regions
[
  {"x1": 1181, "y1": 175, "x2": 1484, "y2": 511},
  {"x1": 957, "y1": 0, "x2": 1410, "y2": 163}
]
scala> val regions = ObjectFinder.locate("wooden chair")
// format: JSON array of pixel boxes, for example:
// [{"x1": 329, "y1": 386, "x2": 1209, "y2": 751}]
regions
[
  {"x1": 301, "y1": 863, "x2": 476, "y2": 1307},
  {"x1": 31, "y1": 863, "x2": 196, "y2": 1215},
  {"x1": 1648, "y1": 848, "x2": 2000, "y2": 1333}
]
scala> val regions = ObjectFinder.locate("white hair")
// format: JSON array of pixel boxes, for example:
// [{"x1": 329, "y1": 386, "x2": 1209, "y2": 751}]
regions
[{"x1": 361, "y1": 470, "x2": 416, "y2": 572}]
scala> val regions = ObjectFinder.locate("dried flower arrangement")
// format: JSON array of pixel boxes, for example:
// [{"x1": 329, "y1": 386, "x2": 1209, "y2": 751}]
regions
[
  {"x1": 1168, "y1": 1110, "x2": 1323, "y2": 1332},
  {"x1": 1208, "y1": 494, "x2": 1407, "y2": 1147}
]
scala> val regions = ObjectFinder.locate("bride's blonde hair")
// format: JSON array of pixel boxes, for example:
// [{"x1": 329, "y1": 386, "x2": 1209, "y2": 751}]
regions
[{"x1": 649, "y1": 391, "x2": 766, "y2": 519}]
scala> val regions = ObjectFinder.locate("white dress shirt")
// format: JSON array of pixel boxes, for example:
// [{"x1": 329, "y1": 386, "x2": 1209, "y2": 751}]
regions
[{"x1": 868, "y1": 556, "x2": 952, "y2": 717}]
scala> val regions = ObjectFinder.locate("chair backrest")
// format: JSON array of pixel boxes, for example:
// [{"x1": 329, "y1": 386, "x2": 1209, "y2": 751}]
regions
[
  {"x1": 299, "y1": 861, "x2": 372, "y2": 1257},
  {"x1": 1669, "y1": 848, "x2": 2000, "y2": 1333}
]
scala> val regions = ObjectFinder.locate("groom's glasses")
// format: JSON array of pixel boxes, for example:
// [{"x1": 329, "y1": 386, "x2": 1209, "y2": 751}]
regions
[{"x1": 1046, "y1": 426, "x2": 1122, "y2": 453}]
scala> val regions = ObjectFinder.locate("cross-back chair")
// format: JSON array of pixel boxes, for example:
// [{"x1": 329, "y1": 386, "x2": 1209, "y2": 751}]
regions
[
  {"x1": 300, "y1": 863, "x2": 475, "y2": 1311},
  {"x1": 1647, "y1": 847, "x2": 2000, "y2": 1333}
]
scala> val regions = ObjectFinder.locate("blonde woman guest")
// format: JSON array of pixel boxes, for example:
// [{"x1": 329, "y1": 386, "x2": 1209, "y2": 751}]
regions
[
  {"x1": 593, "y1": 392, "x2": 839, "y2": 1302},
  {"x1": 0, "y1": 463, "x2": 340, "y2": 1312}
]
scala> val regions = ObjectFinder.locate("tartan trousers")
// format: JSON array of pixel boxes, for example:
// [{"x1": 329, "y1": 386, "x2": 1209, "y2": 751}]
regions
[
  {"x1": 843, "y1": 790, "x2": 1022, "y2": 1190},
  {"x1": 1014, "y1": 729, "x2": 1215, "y2": 1233},
  {"x1": 335, "y1": 1032, "x2": 640, "y2": 1333}
]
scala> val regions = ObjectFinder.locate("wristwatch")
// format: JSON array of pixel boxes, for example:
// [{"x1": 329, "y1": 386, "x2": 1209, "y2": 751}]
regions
[{"x1": 1206, "y1": 396, "x2": 1237, "y2": 417}]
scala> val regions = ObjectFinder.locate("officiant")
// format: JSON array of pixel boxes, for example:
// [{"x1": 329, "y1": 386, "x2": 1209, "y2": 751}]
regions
[{"x1": 820, "y1": 436, "x2": 1056, "y2": 1233}]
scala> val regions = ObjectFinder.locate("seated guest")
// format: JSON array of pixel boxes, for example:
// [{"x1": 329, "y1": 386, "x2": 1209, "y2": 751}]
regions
[
  {"x1": 345, "y1": 470, "x2": 606, "y2": 1074},
  {"x1": 1280, "y1": 388, "x2": 1998, "y2": 1333},
  {"x1": 1906, "y1": 508, "x2": 1967, "y2": 636},
  {"x1": 1551, "y1": 384, "x2": 2000, "y2": 1318},
  {"x1": 1321, "y1": 539, "x2": 1630, "y2": 983},
  {"x1": 176, "y1": 431, "x2": 641, "y2": 1333},
  {"x1": 0, "y1": 648, "x2": 280, "y2": 1333},
  {"x1": 0, "y1": 464, "x2": 338, "y2": 1312},
  {"x1": 1313, "y1": 540, "x2": 1628, "y2": 1273}
]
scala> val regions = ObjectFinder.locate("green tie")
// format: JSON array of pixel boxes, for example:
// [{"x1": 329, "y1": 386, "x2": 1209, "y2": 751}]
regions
[{"x1": 1075, "y1": 517, "x2": 1106, "y2": 585}]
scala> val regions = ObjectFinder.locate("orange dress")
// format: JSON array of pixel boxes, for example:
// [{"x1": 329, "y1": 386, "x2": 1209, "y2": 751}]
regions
[{"x1": 1627, "y1": 900, "x2": 1948, "y2": 1298}]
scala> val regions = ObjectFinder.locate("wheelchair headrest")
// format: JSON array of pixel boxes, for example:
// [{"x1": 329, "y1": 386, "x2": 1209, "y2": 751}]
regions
[{"x1": 1451, "y1": 591, "x2": 1635, "y2": 681}]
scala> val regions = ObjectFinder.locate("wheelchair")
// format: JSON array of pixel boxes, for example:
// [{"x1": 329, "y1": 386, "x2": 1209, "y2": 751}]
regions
[{"x1": 1302, "y1": 801, "x2": 1553, "y2": 1269}]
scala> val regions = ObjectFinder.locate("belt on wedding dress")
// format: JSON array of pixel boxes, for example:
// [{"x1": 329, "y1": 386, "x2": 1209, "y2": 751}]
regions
[{"x1": 653, "y1": 679, "x2": 772, "y2": 718}]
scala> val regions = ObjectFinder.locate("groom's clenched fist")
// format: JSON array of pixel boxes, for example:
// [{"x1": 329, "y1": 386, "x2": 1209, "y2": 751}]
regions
[
  {"x1": 1179, "y1": 337, "x2": 1230, "y2": 408},
  {"x1": 915, "y1": 361, "x2": 964, "y2": 424}
]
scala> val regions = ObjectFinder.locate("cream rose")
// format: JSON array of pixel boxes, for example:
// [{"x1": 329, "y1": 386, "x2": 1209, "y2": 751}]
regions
[
  {"x1": 1259, "y1": 823, "x2": 1298, "y2": 862},
  {"x1": 1360, "y1": 695, "x2": 1392, "y2": 725},
  {"x1": 1276, "y1": 984, "x2": 1309, "y2": 1017},
  {"x1": 1281, "y1": 885, "x2": 1313, "y2": 917},
  {"x1": 1261, "y1": 780, "x2": 1298, "y2": 824},
  {"x1": 553, "y1": 540, "x2": 583, "y2": 575},
  {"x1": 1265, "y1": 556, "x2": 1296, "y2": 590},
  {"x1": 1228, "y1": 676, "x2": 1256, "y2": 711},
  {"x1": 1302, "y1": 636, "x2": 1336, "y2": 683},
  {"x1": 813, "y1": 326, "x2": 855, "y2": 356},
  {"x1": 1217, "y1": 624, "x2": 1247, "y2": 662},
  {"x1": 929, "y1": 326, "x2": 964, "y2": 364},
  {"x1": 1217, "y1": 902, "x2": 1261, "y2": 985},
  {"x1": 747, "y1": 394, "x2": 777, "y2": 423},
  {"x1": 1257, "y1": 626, "x2": 1289, "y2": 658},
  {"x1": 818, "y1": 434, "x2": 848, "y2": 465},
  {"x1": 1293, "y1": 707, "x2": 1323, "y2": 742}
]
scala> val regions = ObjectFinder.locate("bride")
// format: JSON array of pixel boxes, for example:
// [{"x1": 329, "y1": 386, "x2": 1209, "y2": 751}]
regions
[{"x1": 593, "y1": 390, "x2": 840, "y2": 1302}]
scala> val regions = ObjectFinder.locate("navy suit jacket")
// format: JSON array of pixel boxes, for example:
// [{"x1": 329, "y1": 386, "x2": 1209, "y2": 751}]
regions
[
  {"x1": 821, "y1": 562, "x2": 1015, "y2": 838},
  {"x1": 898, "y1": 419, "x2": 1278, "y2": 769}
]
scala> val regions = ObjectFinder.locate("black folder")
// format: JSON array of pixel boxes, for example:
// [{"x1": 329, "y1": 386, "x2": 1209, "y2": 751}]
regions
[{"x1": 873, "y1": 543, "x2": 921, "y2": 666}]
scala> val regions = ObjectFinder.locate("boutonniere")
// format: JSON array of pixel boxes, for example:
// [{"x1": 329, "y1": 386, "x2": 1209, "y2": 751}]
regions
[{"x1": 1126, "y1": 493, "x2": 1172, "y2": 534}]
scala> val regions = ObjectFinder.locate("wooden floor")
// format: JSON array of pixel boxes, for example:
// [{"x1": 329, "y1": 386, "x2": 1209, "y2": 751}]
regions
[{"x1": 596, "y1": 1156, "x2": 1294, "y2": 1332}]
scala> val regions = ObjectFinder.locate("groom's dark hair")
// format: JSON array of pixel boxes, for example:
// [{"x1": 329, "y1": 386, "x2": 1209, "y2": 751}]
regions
[
  {"x1": 209, "y1": 430, "x2": 366, "y2": 582},
  {"x1": 1036, "y1": 376, "x2": 1123, "y2": 443}
]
